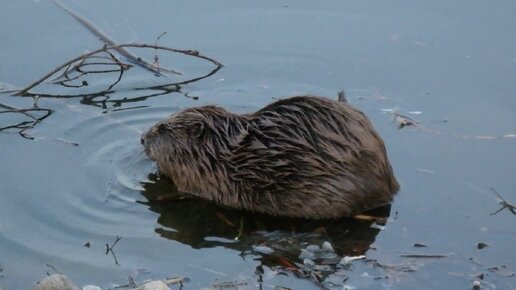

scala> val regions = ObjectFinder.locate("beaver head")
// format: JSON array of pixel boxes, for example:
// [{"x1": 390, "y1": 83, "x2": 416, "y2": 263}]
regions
[{"x1": 142, "y1": 106, "x2": 242, "y2": 197}]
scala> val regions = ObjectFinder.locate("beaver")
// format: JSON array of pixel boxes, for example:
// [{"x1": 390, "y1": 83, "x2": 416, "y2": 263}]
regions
[{"x1": 141, "y1": 95, "x2": 399, "y2": 219}]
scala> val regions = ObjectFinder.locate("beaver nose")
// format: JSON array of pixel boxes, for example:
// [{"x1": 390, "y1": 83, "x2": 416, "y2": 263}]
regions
[{"x1": 140, "y1": 137, "x2": 145, "y2": 145}]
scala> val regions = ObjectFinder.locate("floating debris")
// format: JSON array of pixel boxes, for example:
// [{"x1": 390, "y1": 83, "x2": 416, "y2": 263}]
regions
[
  {"x1": 382, "y1": 108, "x2": 516, "y2": 140},
  {"x1": 370, "y1": 223, "x2": 386, "y2": 230},
  {"x1": 490, "y1": 188, "x2": 516, "y2": 215},
  {"x1": 468, "y1": 257, "x2": 484, "y2": 266},
  {"x1": 164, "y1": 276, "x2": 190, "y2": 286},
  {"x1": 399, "y1": 253, "x2": 449, "y2": 258},
  {"x1": 210, "y1": 280, "x2": 248, "y2": 289},
  {"x1": 476, "y1": 242, "x2": 488, "y2": 250},
  {"x1": 339, "y1": 255, "x2": 366, "y2": 265},
  {"x1": 487, "y1": 265, "x2": 515, "y2": 277},
  {"x1": 105, "y1": 235, "x2": 122, "y2": 265},
  {"x1": 133, "y1": 280, "x2": 171, "y2": 290},
  {"x1": 253, "y1": 245, "x2": 274, "y2": 254},
  {"x1": 416, "y1": 168, "x2": 435, "y2": 175},
  {"x1": 364, "y1": 259, "x2": 424, "y2": 283},
  {"x1": 337, "y1": 91, "x2": 348, "y2": 103},
  {"x1": 393, "y1": 112, "x2": 419, "y2": 129}
]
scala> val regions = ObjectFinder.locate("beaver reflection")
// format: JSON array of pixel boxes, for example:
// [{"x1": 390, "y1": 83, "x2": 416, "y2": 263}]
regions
[{"x1": 141, "y1": 173, "x2": 390, "y2": 265}]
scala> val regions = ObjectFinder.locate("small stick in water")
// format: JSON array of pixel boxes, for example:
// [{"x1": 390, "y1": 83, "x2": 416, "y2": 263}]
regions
[
  {"x1": 490, "y1": 188, "x2": 516, "y2": 215},
  {"x1": 52, "y1": 0, "x2": 182, "y2": 76}
]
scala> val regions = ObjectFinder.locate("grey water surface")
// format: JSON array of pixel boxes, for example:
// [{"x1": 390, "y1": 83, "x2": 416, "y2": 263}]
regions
[{"x1": 1, "y1": 0, "x2": 515, "y2": 289}]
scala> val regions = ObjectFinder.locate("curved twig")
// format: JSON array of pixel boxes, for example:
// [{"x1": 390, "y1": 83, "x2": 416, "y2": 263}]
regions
[{"x1": 13, "y1": 43, "x2": 223, "y2": 97}]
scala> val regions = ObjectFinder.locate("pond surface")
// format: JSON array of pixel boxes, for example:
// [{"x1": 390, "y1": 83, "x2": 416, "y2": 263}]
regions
[{"x1": 1, "y1": 0, "x2": 516, "y2": 289}]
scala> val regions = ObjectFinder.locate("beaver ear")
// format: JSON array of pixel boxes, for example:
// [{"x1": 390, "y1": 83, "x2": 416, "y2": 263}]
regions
[
  {"x1": 157, "y1": 123, "x2": 168, "y2": 133},
  {"x1": 189, "y1": 121, "x2": 206, "y2": 139}
]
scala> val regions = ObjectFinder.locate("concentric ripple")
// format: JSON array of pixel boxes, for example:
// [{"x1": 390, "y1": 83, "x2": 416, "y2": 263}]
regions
[
  {"x1": 61, "y1": 105, "x2": 183, "y2": 225},
  {"x1": 0, "y1": 104, "x2": 187, "y2": 267}
]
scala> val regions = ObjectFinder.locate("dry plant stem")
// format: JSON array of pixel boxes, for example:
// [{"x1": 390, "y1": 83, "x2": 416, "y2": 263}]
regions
[
  {"x1": 14, "y1": 43, "x2": 223, "y2": 96},
  {"x1": 235, "y1": 216, "x2": 245, "y2": 240},
  {"x1": 105, "y1": 236, "x2": 122, "y2": 265},
  {"x1": 399, "y1": 254, "x2": 448, "y2": 258},
  {"x1": 393, "y1": 111, "x2": 516, "y2": 140},
  {"x1": 106, "y1": 235, "x2": 122, "y2": 253},
  {"x1": 490, "y1": 188, "x2": 516, "y2": 215},
  {"x1": 128, "y1": 276, "x2": 138, "y2": 288},
  {"x1": 45, "y1": 263, "x2": 60, "y2": 274}
]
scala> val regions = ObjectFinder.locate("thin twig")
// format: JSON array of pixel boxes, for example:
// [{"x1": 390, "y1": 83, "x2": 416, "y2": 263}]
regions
[
  {"x1": 337, "y1": 90, "x2": 347, "y2": 103},
  {"x1": 52, "y1": 0, "x2": 181, "y2": 76},
  {"x1": 235, "y1": 215, "x2": 245, "y2": 240},
  {"x1": 152, "y1": 32, "x2": 168, "y2": 76},
  {"x1": 392, "y1": 112, "x2": 419, "y2": 129},
  {"x1": 106, "y1": 235, "x2": 122, "y2": 254},
  {"x1": 105, "y1": 235, "x2": 122, "y2": 265},
  {"x1": 399, "y1": 254, "x2": 449, "y2": 258},
  {"x1": 45, "y1": 264, "x2": 60, "y2": 274},
  {"x1": 490, "y1": 188, "x2": 516, "y2": 215}
]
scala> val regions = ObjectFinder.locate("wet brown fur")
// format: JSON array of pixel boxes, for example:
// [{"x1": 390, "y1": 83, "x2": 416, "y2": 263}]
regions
[{"x1": 142, "y1": 96, "x2": 399, "y2": 219}]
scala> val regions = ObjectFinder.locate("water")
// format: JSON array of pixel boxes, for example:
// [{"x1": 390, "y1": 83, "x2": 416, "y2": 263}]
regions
[{"x1": 1, "y1": 0, "x2": 515, "y2": 289}]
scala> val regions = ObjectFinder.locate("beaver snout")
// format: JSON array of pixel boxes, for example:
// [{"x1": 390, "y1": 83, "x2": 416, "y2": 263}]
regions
[{"x1": 140, "y1": 136, "x2": 145, "y2": 145}]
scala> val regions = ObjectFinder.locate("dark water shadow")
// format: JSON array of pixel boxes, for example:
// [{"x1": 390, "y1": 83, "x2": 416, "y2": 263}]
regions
[{"x1": 140, "y1": 173, "x2": 390, "y2": 286}]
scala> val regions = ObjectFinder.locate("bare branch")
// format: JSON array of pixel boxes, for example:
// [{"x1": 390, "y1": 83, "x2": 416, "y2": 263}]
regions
[{"x1": 13, "y1": 43, "x2": 223, "y2": 96}]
